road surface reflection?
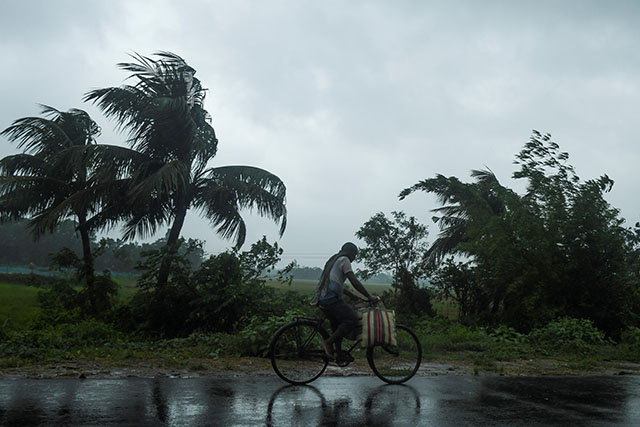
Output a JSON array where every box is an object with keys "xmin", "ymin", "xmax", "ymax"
[
  {"xmin": 0, "ymin": 375, "xmax": 639, "ymax": 425},
  {"xmin": 266, "ymin": 383, "xmax": 421, "ymax": 426}
]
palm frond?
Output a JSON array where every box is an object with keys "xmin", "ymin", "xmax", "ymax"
[
  {"xmin": 202, "ymin": 165, "xmax": 287, "ymax": 235},
  {"xmin": 128, "ymin": 160, "xmax": 190, "ymax": 200},
  {"xmin": 121, "ymin": 201, "xmax": 173, "ymax": 241},
  {"xmin": 192, "ymin": 181, "xmax": 247, "ymax": 248},
  {"xmin": 426, "ymin": 232, "xmax": 468, "ymax": 263},
  {"xmin": 0, "ymin": 154, "xmax": 48, "ymax": 176},
  {"xmin": 1, "ymin": 116, "xmax": 70, "ymax": 155},
  {"xmin": 470, "ymin": 168, "xmax": 499, "ymax": 185},
  {"xmin": 57, "ymin": 144, "xmax": 150, "ymax": 182}
]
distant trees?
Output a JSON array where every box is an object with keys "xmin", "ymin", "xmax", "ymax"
[
  {"xmin": 356, "ymin": 211, "xmax": 434, "ymax": 317},
  {"xmin": 0, "ymin": 219, "xmax": 83, "ymax": 267},
  {"xmin": 0, "ymin": 219, "xmax": 204, "ymax": 275},
  {"xmin": 401, "ymin": 131, "xmax": 638, "ymax": 336}
]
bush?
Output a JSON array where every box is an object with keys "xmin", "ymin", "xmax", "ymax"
[
  {"xmin": 34, "ymin": 272, "xmax": 119, "ymax": 327},
  {"xmin": 55, "ymin": 319, "xmax": 122, "ymax": 347},
  {"xmin": 35, "ymin": 280, "xmax": 84, "ymax": 326},
  {"xmin": 529, "ymin": 317, "xmax": 606, "ymax": 351},
  {"xmin": 489, "ymin": 325, "xmax": 527, "ymax": 344},
  {"xmin": 129, "ymin": 240, "xmax": 199, "ymax": 337},
  {"xmin": 189, "ymin": 252, "xmax": 246, "ymax": 333},
  {"xmin": 414, "ymin": 317, "xmax": 490, "ymax": 352},
  {"xmin": 620, "ymin": 326, "xmax": 640, "ymax": 347},
  {"xmin": 84, "ymin": 272, "xmax": 119, "ymax": 314},
  {"xmin": 237, "ymin": 311, "xmax": 304, "ymax": 357},
  {"xmin": 0, "ymin": 319, "xmax": 122, "ymax": 360}
]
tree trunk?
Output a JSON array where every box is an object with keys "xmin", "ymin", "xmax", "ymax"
[
  {"xmin": 77, "ymin": 215, "xmax": 96, "ymax": 314},
  {"xmin": 156, "ymin": 201, "xmax": 188, "ymax": 289}
]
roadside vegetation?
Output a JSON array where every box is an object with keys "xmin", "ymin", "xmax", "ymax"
[
  {"xmin": 1, "ymin": 264, "xmax": 639, "ymax": 376},
  {"xmin": 1, "ymin": 51, "xmax": 639, "ymax": 376}
]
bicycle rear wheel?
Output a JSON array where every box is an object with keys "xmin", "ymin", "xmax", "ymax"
[
  {"xmin": 269, "ymin": 320, "xmax": 330, "ymax": 385},
  {"xmin": 366, "ymin": 324, "xmax": 422, "ymax": 384}
]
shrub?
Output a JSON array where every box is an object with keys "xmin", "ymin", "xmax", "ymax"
[
  {"xmin": 414, "ymin": 317, "xmax": 490, "ymax": 352},
  {"xmin": 190, "ymin": 252, "xmax": 247, "ymax": 333},
  {"xmin": 0, "ymin": 319, "xmax": 122, "ymax": 361},
  {"xmin": 35, "ymin": 280, "xmax": 84, "ymax": 326},
  {"xmin": 131, "ymin": 240, "xmax": 198, "ymax": 337},
  {"xmin": 237, "ymin": 310, "xmax": 304, "ymax": 357},
  {"xmin": 55, "ymin": 319, "xmax": 122, "ymax": 347},
  {"xmin": 84, "ymin": 272, "xmax": 119, "ymax": 315},
  {"xmin": 620, "ymin": 326, "xmax": 640, "ymax": 347},
  {"xmin": 489, "ymin": 325, "xmax": 527, "ymax": 344},
  {"xmin": 34, "ymin": 272, "xmax": 119, "ymax": 326},
  {"xmin": 529, "ymin": 317, "xmax": 605, "ymax": 351}
]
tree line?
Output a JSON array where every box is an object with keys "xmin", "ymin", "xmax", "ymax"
[
  {"xmin": 0, "ymin": 219, "xmax": 203, "ymax": 273},
  {"xmin": 355, "ymin": 131, "xmax": 640, "ymax": 338}
]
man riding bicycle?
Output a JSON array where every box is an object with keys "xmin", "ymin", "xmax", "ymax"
[{"xmin": 312, "ymin": 242, "xmax": 379, "ymax": 360}]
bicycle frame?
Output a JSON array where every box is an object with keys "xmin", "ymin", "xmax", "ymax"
[{"xmin": 290, "ymin": 313, "xmax": 362, "ymax": 363}]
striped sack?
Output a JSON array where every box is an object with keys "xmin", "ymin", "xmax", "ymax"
[{"xmin": 361, "ymin": 308, "xmax": 397, "ymax": 348}]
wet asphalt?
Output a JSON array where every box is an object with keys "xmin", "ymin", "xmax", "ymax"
[{"xmin": 0, "ymin": 375, "xmax": 639, "ymax": 426}]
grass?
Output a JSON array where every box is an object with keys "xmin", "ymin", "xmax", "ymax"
[
  {"xmin": 0, "ymin": 276, "xmax": 138, "ymax": 332},
  {"xmin": 0, "ymin": 282, "xmax": 41, "ymax": 331},
  {"xmin": 111, "ymin": 274, "xmax": 140, "ymax": 301}
]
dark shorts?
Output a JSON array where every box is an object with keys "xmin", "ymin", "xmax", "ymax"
[{"xmin": 319, "ymin": 298, "xmax": 359, "ymax": 337}]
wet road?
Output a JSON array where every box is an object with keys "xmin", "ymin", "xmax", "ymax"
[{"xmin": 1, "ymin": 375, "xmax": 639, "ymax": 426}]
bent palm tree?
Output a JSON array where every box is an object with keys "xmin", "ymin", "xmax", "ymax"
[
  {"xmin": 399, "ymin": 169, "xmax": 508, "ymax": 263},
  {"xmin": 84, "ymin": 52, "xmax": 287, "ymax": 288},
  {"xmin": 0, "ymin": 106, "xmax": 110, "ymax": 313}
]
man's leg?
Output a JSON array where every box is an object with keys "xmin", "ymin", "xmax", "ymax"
[
  {"xmin": 322, "ymin": 312, "xmax": 340, "ymax": 358},
  {"xmin": 323, "ymin": 300, "xmax": 358, "ymax": 357}
]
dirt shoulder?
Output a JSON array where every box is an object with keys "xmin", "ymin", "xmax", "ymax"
[{"xmin": 1, "ymin": 357, "xmax": 639, "ymax": 379}]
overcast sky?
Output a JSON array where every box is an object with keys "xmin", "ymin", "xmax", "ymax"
[{"xmin": 2, "ymin": 0, "xmax": 639, "ymax": 268}]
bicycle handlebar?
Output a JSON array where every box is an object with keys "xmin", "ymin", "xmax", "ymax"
[{"xmin": 350, "ymin": 295, "xmax": 382, "ymax": 309}]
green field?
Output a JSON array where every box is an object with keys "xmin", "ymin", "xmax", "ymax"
[
  {"xmin": 0, "ymin": 277, "xmax": 139, "ymax": 331},
  {"xmin": 0, "ymin": 283, "xmax": 41, "ymax": 331},
  {"xmin": 111, "ymin": 274, "xmax": 140, "ymax": 300},
  {"xmin": 265, "ymin": 278, "xmax": 392, "ymax": 296}
]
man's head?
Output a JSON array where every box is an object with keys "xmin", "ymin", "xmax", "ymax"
[{"xmin": 340, "ymin": 242, "xmax": 358, "ymax": 261}]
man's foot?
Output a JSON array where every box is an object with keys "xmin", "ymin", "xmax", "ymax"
[
  {"xmin": 335, "ymin": 350, "xmax": 354, "ymax": 366},
  {"xmin": 322, "ymin": 339, "xmax": 335, "ymax": 359}
]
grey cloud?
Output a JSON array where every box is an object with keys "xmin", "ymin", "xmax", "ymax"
[{"xmin": 1, "ymin": 0, "xmax": 639, "ymax": 265}]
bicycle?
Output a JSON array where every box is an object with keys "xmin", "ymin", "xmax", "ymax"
[{"xmin": 268, "ymin": 299, "xmax": 422, "ymax": 385}]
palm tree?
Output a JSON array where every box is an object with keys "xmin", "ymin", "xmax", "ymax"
[
  {"xmin": 84, "ymin": 52, "xmax": 287, "ymax": 289},
  {"xmin": 400, "ymin": 169, "xmax": 508, "ymax": 263},
  {"xmin": 0, "ymin": 106, "xmax": 111, "ymax": 313}
]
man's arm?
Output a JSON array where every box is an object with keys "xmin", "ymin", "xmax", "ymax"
[
  {"xmin": 343, "ymin": 287, "xmax": 360, "ymax": 300},
  {"xmin": 346, "ymin": 271, "xmax": 378, "ymax": 303}
]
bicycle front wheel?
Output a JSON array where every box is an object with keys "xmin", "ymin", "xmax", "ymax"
[
  {"xmin": 366, "ymin": 324, "xmax": 422, "ymax": 384},
  {"xmin": 269, "ymin": 320, "xmax": 330, "ymax": 385}
]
